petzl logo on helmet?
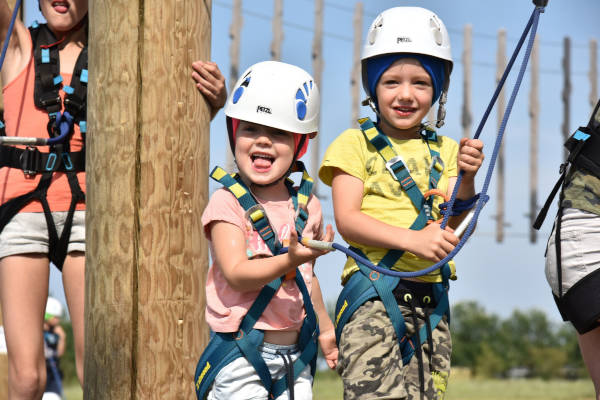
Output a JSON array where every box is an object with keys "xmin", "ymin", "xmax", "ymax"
[
  {"xmin": 295, "ymin": 81, "xmax": 314, "ymax": 121},
  {"xmin": 256, "ymin": 105, "xmax": 272, "ymax": 114},
  {"xmin": 397, "ymin": 37, "xmax": 412, "ymax": 43},
  {"xmin": 232, "ymin": 72, "xmax": 251, "ymax": 104}
]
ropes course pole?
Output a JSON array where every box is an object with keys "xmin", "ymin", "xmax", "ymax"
[{"xmin": 85, "ymin": 0, "xmax": 211, "ymax": 397}]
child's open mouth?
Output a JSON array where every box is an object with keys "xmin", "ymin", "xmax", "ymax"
[
  {"xmin": 52, "ymin": 1, "xmax": 70, "ymax": 13},
  {"xmin": 251, "ymin": 153, "xmax": 274, "ymax": 171},
  {"xmin": 394, "ymin": 106, "xmax": 416, "ymax": 117}
]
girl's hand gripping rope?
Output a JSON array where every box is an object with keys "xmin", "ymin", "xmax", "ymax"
[{"xmin": 286, "ymin": 224, "xmax": 335, "ymax": 267}]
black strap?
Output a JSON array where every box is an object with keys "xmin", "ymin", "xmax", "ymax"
[
  {"xmin": 555, "ymin": 206, "xmax": 564, "ymax": 298},
  {"xmin": 533, "ymin": 169, "xmax": 566, "ymax": 230},
  {"xmin": 0, "ymin": 145, "xmax": 85, "ymax": 173}
]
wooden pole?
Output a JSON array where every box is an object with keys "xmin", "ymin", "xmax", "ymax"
[
  {"xmin": 495, "ymin": 29, "xmax": 506, "ymax": 243},
  {"xmin": 226, "ymin": 0, "xmax": 242, "ymax": 172},
  {"xmin": 310, "ymin": 0, "xmax": 323, "ymax": 196},
  {"xmin": 350, "ymin": 2, "xmax": 362, "ymax": 127},
  {"xmin": 270, "ymin": 0, "xmax": 283, "ymax": 61},
  {"xmin": 590, "ymin": 39, "xmax": 598, "ymax": 110},
  {"xmin": 562, "ymin": 37, "xmax": 571, "ymax": 161},
  {"xmin": 529, "ymin": 38, "xmax": 539, "ymax": 243},
  {"xmin": 461, "ymin": 24, "xmax": 472, "ymax": 138},
  {"xmin": 0, "ymin": 3, "xmax": 23, "ymax": 395},
  {"xmin": 85, "ymin": 0, "xmax": 210, "ymax": 398}
]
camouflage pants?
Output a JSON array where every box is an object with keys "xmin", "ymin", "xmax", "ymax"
[{"xmin": 336, "ymin": 299, "xmax": 451, "ymax": 400}]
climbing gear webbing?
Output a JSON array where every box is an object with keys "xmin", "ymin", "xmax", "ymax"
[
  {"xmin": 194, "ymin": 163, "xmax": 318, "ymax": 400},
  {"xmin": 533, "ymin": 98, "xmax": 600, "ymax": 334},
  {"xmin": 0, "ymin": 22, "xmax": 87, "ymax": 270}
]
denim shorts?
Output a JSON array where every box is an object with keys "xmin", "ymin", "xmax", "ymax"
[
  {"xmin": 206, "ymin": 341, "xmax": 313, "ymax": 400},
  {"xmin": 545, "ymin": 208, "xmax": 600, "ymax": 295},
  {"xmin": 0, "ymin": 211, "xmax": 85, "ymax": 259}
]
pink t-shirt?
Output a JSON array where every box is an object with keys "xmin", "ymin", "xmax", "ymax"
[{"xmin": 201, "ymin": 187, "xmax": 323, "ymax": 333}]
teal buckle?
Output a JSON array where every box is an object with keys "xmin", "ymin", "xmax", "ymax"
[{"xmin": 428, "ymin": 155, "xmax": 445, "ymax": 174}]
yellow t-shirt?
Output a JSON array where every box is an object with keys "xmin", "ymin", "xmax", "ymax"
[{"xmin": 319, "ymin": 127, "xmax": 459, "ymax": 283}]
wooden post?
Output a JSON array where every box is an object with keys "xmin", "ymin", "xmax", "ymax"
[
  {"xmin": 226, "ymin": 0, "xmax": 243, "ymax": 172},
  {"xmin": 562, "ymin": 37, "xmax": 571, "ymax": 161},
  {"xmin": 461, "ymin": 24, "xmax": 472, "ymax": 138},
  {"xmin": 529, "ymin": 38, "xmax": 539, "ymax": 243},
  {"xmin": 350, "ymin": 2, "xmax": 362, "ymax": 127},
  {"xmin": 85, "ymin": 0, "xmax": 210, "ymax": 398},
  {"xmin": 311, "ymin": 0, "xmax": 323, "ymax": 195},
  {"xmin": 590, "ymin": 39, "xmax": 598, "ymax": 110},
  {"xmin": 270, "ymin": 0, "xmax": 283, "ymax": 61},
  {"xmin": 495, "ymin": 29, "xmax": 506, "ymax": 243}
]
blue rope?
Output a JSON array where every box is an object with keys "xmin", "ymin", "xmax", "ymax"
[
  {"xmin": 0, "ymin": 0, "xmax": 22, "ymax": 71},
  {"xmin": 280, "ymin": 5, "xmax": 545, "ymax": 278},
  {"xmin": 48, "ymin": 111, "xmax": 74, "ymax": 145}
]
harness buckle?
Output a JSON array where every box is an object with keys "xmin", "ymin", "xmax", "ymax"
[
  {"xmin": 19, "ymin": 147, "xmax": 41, "ymax": 177},
  {"xmin": 428, "ymin": 155, "xmax": 445, "ymax": 175},
  {"xmin": 38, "ymin": 93, "xmax": 62, "ymax": 112},
  {"xmin": 64, "ymin": 94, "xmax": 85, "ymax": 114},
  {"xmin": 385, "ymin": 155, "xmax": 410, "ymax": 180},
  {"xmin": 244, "ymin": 204, "xmax": 267, "ymax": 224}
]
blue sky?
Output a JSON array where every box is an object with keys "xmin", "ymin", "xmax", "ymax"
[{"xmin": 24, "ymin": 0, "xmax": 600, "ymax": 322}]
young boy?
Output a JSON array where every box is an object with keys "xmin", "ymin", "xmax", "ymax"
[{"xmin": 319, "ymin": 7, "xmax": 484, "ymax": 400}]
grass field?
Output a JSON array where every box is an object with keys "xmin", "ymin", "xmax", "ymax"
[
  {"xmin": 312, "ymin": 368, "xmax": 596, "ymax": 400},
  {"xmin": 63, "ymin": 368, "xmax": 596, "ymax": 399}
]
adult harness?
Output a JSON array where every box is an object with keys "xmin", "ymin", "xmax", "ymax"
[
  {"xmin": 534, "ymin": 98, "xmax": 600, "ymax": 334},
  {"xmin": 194, "ymin": 162, "xmax": 319, "ymax": 400},
  {"xmin": 0, "ymin": 22, "xmax": 87, "ymax": 270},
  {"xmin": 334, "ymin": 117, "xmax": 452, "ymax": 392}
]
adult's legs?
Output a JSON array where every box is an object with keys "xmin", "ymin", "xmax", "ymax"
[
  {"xmin": 62, "ymin": 251, "xmax": 85, "ymax": 385},
  {"xmin": 577, "ymin": 325, "xmax": 600, "ymax": 400},
  {"xmin": 0, "ymin": 254, "xmax": 50, "ymax": 400}
]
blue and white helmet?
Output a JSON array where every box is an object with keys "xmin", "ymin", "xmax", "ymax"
[
  {"xmin": 225, "ymin": 61, "xmax": 320, "ymax": 147},
  {"xmin": 361, "ymin": 7, "xmax": 453, "ymax": 127}
]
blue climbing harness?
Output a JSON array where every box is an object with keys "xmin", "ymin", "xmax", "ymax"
[
  {"xmin": 194, "ymin": 162, "xmax": 319, "ymax": 400},
  {"xmin": 334, "ymin": 117, "xmax": 452, "ymax": 366}
]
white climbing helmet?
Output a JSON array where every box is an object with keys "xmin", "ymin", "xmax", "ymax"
[
  {"xmin": 224, "ymin": 60, "xmax": 320, "ymax": 150},
  {"xmin": 361, "ymin": 7, "xmax": 453, "ymax": 127},
  {"xmin": 45, "ymin": 297, "xmax": 63, "ymax": 319}
]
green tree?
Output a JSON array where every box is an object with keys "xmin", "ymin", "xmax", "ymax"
[{"xmin": 450, "ymin": 301, "xmax": 501, "ymax": 375}]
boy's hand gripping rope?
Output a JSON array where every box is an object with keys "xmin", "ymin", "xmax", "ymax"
[{"xmin": 290, "ymin": 1, "xmax": 547, "ymax": 278}]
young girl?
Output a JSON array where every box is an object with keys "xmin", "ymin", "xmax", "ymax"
[
  {"xmin": 319, "ymin": 7, "xmax": 484, "ymax": 400},
  {"xmin": 197, "ymin": 60, "xmax": 337, "ymax": 400},
  {"xmin": 0, "ymin": 2, "xmax": 226, "ymax": 397}
]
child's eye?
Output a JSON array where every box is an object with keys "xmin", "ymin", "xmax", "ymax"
[{"xmin": 415, "ymin": 80, "xmax": 430, "ymax": 86}]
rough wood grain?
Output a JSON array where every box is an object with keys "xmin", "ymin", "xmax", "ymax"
[{"xmin": 86, "ymin": 0, "xmax": 210, "ymax": 397}]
